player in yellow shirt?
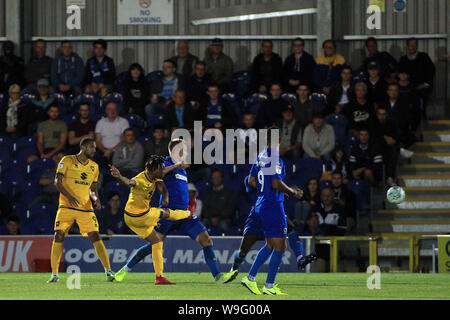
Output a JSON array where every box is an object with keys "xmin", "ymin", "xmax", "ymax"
[
  {"xmin": 109, "ymin": 155, "xmax": 192, "ymax": 253},
  {"xmin": 47, "ymin": 138, "xmax": 114, "ymax": 283}
]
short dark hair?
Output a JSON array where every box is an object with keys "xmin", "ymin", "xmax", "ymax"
[
  {"xmin": 80, "ymin": 137, "xmax": 95, "ymax": 148},
  {"xmin": 48, "ymin": 104, "xmax": 59, "ymax": 112},
  {"xmin": 61, "ymin": 40, "xmax": 70, "ymax": 46},
  {"xmin": 123, "ymin": 128, "xmax": 135, "ymax": 135},
  {"xmin": 164, "ymin": 59, "xmax": 177, "ymax": 69},
  {"xmin": 195, "ymin": 60, "xmax": 206, "ymax": 68},
  {"xmin": 108, "ymin": 192, "xmax": 121, "ymax": 201},
  {"xmin": 297, "ymin": 81, "xmax": 310, "ymax": 91},
  {"xmin": 207, "ymin": 83, "xmax": 220, "ymax": 90},
  {"xmin": 145, "ymin": 155, "xmax": 165, "ymax": 173},
  {"xmin": 342, "ymin": 65, "xmax": 353, "ymax": 73},
  {"xmin": 322, "ymin": 39, "xmax": 336, "ymax": 49},
  {"xmin": 270, "ymin": 82, "xmax": 282, "ymax": 90},
  {"xmin": 365, "ymin": 37, "xmax": 377, "ymax": 46},
  {"xmin": 262, "ymin": 39, "xmax": 273, "ymax": 46},
  {"xmin": 211, "ymin": 169, "xmax": 224, "ymax": 178},
  {"xmin": 293, "ymin": 37, "xmax": 305, "ymax": 45},
  {"xmin": 388, "ymin": 82, "xmax": 400, "ymax": 90},
  {"xmin": 78, "ymin": 103, "xmax": 90, "ymax": 110},
  {"xmin": 359, "ymin": 128, "xmax": 370, "ymax": 135},
  {"xmin": 153, "ymin": 125, "xmax": 165, "ymax": 132},
  {"xmin": 93, "ymin": 39, "xmax": 107, "ymax": 49},
  {"xmin": 35, "ymin": 38, "xmax": 46, "ymax": 45},
  {"xmin": 312, "ymin": 111, "xmax": 325, "ymax": 119},
  {"xmin": 332, "ymin": 170, "xmax": 343, "ymax": 177},
  {"xmin": 8, "ymin": 215, "xmax": 20, "ymax": 223},
  {"xmin": 407, "ymin": 37, "xmax": 418, "ymax": 45}
]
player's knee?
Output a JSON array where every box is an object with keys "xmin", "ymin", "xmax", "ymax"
[
  {"xmin": 198, "ymin": 232, "xmax": 213, "ymax": 247},
  {"xmin": 54, "ymin": 231, "xmax": 65, "ymax": 242},
  {"xmin": 88, "ymin": 232, "xmax": 101, "ymax": 243}
]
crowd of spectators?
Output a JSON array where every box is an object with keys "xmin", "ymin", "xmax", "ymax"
[{"xmin": 0, "ymin": 36, "xmax": 436, "ymax": 236}]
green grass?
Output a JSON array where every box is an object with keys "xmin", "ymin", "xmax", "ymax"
[{"xmin": 0, "ymin": 273, "xmax": 449, "ymax": 300}]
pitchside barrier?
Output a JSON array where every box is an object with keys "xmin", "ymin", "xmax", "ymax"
[{"xmin": 0, "ymin": 235, "xmax": 448, "ymax": 273}]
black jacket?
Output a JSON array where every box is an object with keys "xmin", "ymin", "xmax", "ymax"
[
  {"xmin": 256, "ymin": 97, "xmax": 288, "ymax": 129},
  {"xmin": 333, "ymin": 186, "xmax": 357, "ymax": 220},
  {"xmin": 250, "ymin": 53, "xmax": 283, "ymax": 92},
  {"xmin": 84, "ymin": 55, "xmax": 116, "ymax": 85},
  {"xmin": 185, "ymin": 74, "xmax": 212, "ymax": 103},
  {"xmin": 283, "ymin": 52, "xmax": 316, "ymax": 92},
  {"xmin": 121, "ymin": 74, "xmax": 150, "ymax": 118},
  {"xmin": 327, "ymin": 81, "xmax": 355, "ymax": 111},
  {"xmin": 399, "ymin": 52, "xmax": 436, "ymax": 87},
  {"xmin": 164, "ymin": 102, "xmax": 202, "ymax": 130},
  {"xmin": 363, "ymin": 51, "xmax": 398, "ymax": 79},
  {"xmin": 364, "ymin": 78, "xmax": 389, "ymax": 103},
  {"xmin": 170, "ymin": 53, "xmax": 198, "ymax": 77},
  {"xmin": 0, "ymin": 54, "xmax": 24, "ymax": 92}
]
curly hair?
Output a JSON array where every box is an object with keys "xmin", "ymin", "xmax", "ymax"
[{"xmin": 145, "ymin": 155, "xmax": 165, "ymax": 173}]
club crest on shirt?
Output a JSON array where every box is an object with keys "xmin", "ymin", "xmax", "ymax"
[
  {"xmin": 58, "ymin": 162, "xmax": 64, "ymax": 169},
  {"xmin": 276, "ymin": 163, "xmax": 282, "ymax": 174}
]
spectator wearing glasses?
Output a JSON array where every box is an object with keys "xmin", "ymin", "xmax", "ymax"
[
  {"xmin": 284, "ymin": 38, "xmax": 316, "ymax": 92},
  {"xmin": 250, "ymin": 40, "xmax": 283, "ymax": 93}
]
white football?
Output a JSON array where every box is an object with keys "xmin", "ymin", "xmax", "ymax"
[{"xmin": 386, "ymin": 186, "xmax": 406, "ymax": 204}]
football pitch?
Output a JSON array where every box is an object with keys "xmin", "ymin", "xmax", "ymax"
[{"xmin": 1, "ymin": 273, "xmax": 449, "ymax": 300}]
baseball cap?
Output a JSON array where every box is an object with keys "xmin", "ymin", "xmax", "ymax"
[
  {"xmin": 367, "ymin": 61, "xmax": 379, "ymax": 70},
  {"xmin": 212, "ymin": 38, "xmax": 223, "ymax": 46},
  {"xmin": 282, "ymin": 104, "xmax": 294, "ymax": 113},
  {"xmin": 37, "ymin": 78, "xmax": 49, "ymax": 87}
]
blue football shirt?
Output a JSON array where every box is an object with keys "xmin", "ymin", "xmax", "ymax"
[{"xmin": 159, "ymin": 156, "xmax": 189, "ymax": 210}]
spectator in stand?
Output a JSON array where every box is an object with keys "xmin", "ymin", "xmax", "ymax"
[
  {"xmin": 331, "ymin": 171, "xmax": 357, "ymax": 233},
  {"xmin": 146, "ymin": 59, "xmax": 185, "ymax": 118},
  {"xmin": 327, "ymin": 66, "xmax": 355, "ymax": 112},
  {"xmin": 379, "ymin": 83, "xmax": 416, "ymax": 159},
  {"xmin": 202, "ymin": 169, "xmax": 236, "ymax": 232},
  {"xmin": 164, "ymin": 90, "xmax": 201, "ymax": 131},
  {"xmin": 201, "ymin": 83, "xmax": 237, "ymax": 130},
  {"xmin": 311, "ymin": 187, "xmax": 346, "ymax": 235},
  {"xmin": 250, "ymin": 40, "xmax": 283, "ymax": 93},
  {"xmin": 121, "ymin": 63, "xmax": 149, "ymax": 119},
  {"xmin": 276, "ymin": 104, "xmax": 302, "ymax": 161},
  {"xmin": 397, "ymin": 67, "xmax": 421, "ymax": 131},
  {"xmin": 185, "ymin": 61, "xmax": 212, "ymax": 105},
  {"xmin": 302, "ymin": 112, "xmax": 335, "ymax": 162},
  {"xmin": 144, "ymin": 125, "xmax": 170, "ymax": 160},
  {"xmin": 314, "ymin": 40, "xmax": 346, "ymax": 95},
  {"xmin": 112, "ymin": 128, "xmax": 144, "ymax": 178},
  {"xmin": 95, "ymin": 102, "xmax": 130, "ymax": 162},
  {"xmin": 204, "ymin": 38, "xmax": 234, "ymax": 93},
  {"xmin": 371, "ymin": 106, "xmax": 400, "ymax": 187},
  {"xmin": 170, "ymin": 40, "xmax": 198, "ymax": 78},
  {"xmin": 0, "ymin": 84, "xmax": 29, "ymax": 140},
  {"xmin": 256, "ymin": 82, "xmax": 287, "ymax": 128},
  {"xmin": 85, "ymin": 39, "xmax": 116, "ymax": 93},
  {"xmin": 363, "ymin": 37, "xmax": 398, "ymax": 80},
  {"xmin": 349, "ymin": 129, "xmax": 383, "ymax": 186},
  {"xmin": 284, "ymin": 37, "xmax": 316, "ymax": 92},
  {"xmin": 0, "ymin": 192, "xmax": 12, "ymax": 220},
  {"xmin": 0, "ymin": 41, "xmax": 24, "ymax": 93},
  {"xmin": 294, "ymin": 83, "xmax": 323, "ymax": 129},
  {"xmin": 24, "ymin": 39, "xmax": 52, "ymax": 93},
  {"xmin": 399, "ymin": 38, "xmax": 436, "ymax": 118},
  {"xmin": 29, "ymin": 152, "xmax": 64, "ymax": 209},
  {"xmin": 236, "ymin": 112, "xmax": 258, "ymax": 162},
  {"xmin": 186, "ymin": 136, "xmax": 211, "ymax": 183},
  {"xmin": 325, "ymin": 147, "xmax": 350, "ymax": 182},
  {"xmin": 51, "ymin": 41, "xmax": 84, "ymax": 95},
  {"xmin": 29, "ymin": 79, "xmax": 55, "ymax": 124},
  {"xmin": 67, "ymin": 103, "xmax": 96, "ymax": 154},
  {"xmin": 188, "ymin": 183, "xmax": 203, "ymax": 218},
  {"xmin": 5, "ymin": 216, "xmax": 21, "ymax": 236},
  {"xmin": 294, "ymin": 177, "xmax": 321, "ymax": 225},
  {"xmin": 37, "ymin": 105, "xmax": 67, "ymax": 159},
  {"xmin": 325, "ymin": 104, "xmax": 349, "ymax": 147},
  {"xmin": 99, "ymin": 192, "xmax": 129, "ymax": 235},
  {"xmin": 364, "ymin": 61, "xmax": 388, "ymax": 103},
  {"xmin": 345, "ymin": 82, "xmax": 375, "ymax": 135}
]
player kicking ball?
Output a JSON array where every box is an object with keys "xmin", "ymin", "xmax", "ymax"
[
  {"xmin": 114, "ymin": 139, "xmax": 223, "ymax": 284},
  {"xmin": 48, "ymin": 138, "xmax": 114, "ymax": 283},
  {"xmin": 109, "ymin": 155, "xmax": 192, "ymax": 279},
  {"xmin": 240, "ymin": 127, "xmax": 303, "ymax": 295}
]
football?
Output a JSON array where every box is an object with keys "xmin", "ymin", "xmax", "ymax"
[{"xmin": 386, "ymin": 186, "xmax": 406, "ymax": 204}]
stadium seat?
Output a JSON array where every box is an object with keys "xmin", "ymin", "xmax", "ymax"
[
  {"xmin": 346, "ymin": 179, "xmax": 370, "ymax": 213},
  {"xmin": 102, "ymin": 93, "xmax": 124, "ymax": 114},
  {"xmin": 310, "ymin": 93, "xmax": 328, "ymax": 110},
  {"xmin": 0, "ymin": 135, "xmax": 14, "ymax": 155},
  {"xmin": 246, "ymin": 93, "xmax": 268, "ymax": 114},
  {"xmin": 1, "ymin": 170, "xmax": 26, "ymax": 199},
  {"xmin": 27, "ymin": 158, "xmax": 54, "ymax": 182},
  {"xmin": 14, "ymin": 136, "xmax": 37, "ymax": 152},
  {"xmin": 29, "ymin": 203, "xmax": 58, "ymax": 220},
  {"xmin": 22, "ymin": 179, "xmax": 42, "ymax": 197},
  {"xmin": 103, "ymin": 181, "xmax": 130, "ymax": 207},
  {"xmin": 282, "ymin": 158, "xmax": 294, "ymax": 179},
  {"xmin": 222, "ymin": 93, "xmax": 243, "ymax": 122},
  {"xmin": 63, "ymin": 113, "xmax": 78, "ymax": 126},
  {"xmin": 124, "ymin": 114, "xmax": 146, "ymax": 132},
  {"xmin": 0, "ymin": 152, "xmax": 13, "ymax": 173},
  {"xmin": 320, "ymin": 180, "xmax": 333, "ymax": 189},
  {"xmin": 281, "ymin": 93, "xmax": 297, "ymax": 106},
  {"xmin": 12, "ymin": 202, "xmax": 28, "ymax": 220},
  {"xmin": 137, "ymin": 136, "xmax": 150, "ymax": 146},
  {"xmin": 207, "ymin": 226, "xmax": 222, "ymax": 236},
  {"xmin": 146, "ymin": 114, "xmax": 164, "ymax": 128},
  {"xmin": 294, "ymin": 158, "xmax": 323, "ymax": 189},
  {"xmin": 224, "ymin": 225, "xmax": 242, "ymax": 236},
  {"xmin": 146, "ymin": 71, "xmax": 162, "ymax": 84}
]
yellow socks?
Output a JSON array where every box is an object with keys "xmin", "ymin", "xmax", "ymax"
[
  {"xmin": 50, "ymin": 241, "xmax": 64, "ymax": 274},
  {"xmin": 152, "ymin": 242, "xmax": 164, "ymax": 276},
  {"xmin": 93, "ymin": 240, "xmax": 111, "ymax": 271},
  {"xmin": 167, "ymin": 209, "xmax": 190, "ymax": 221}
]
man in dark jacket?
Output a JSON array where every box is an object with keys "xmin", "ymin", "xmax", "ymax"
[
  {"xmin": 144, "ymin": 125, "xmax": 170, "ymax": 159},
  {"xmin": 399, "ymin": 38, "xmax": 436, "ymax": 118},
  {"xmin": 256, "ymin": 82, "xmax": 287, "ymax": 128},
  {"xmin": 85, "ymin": 39, "xmax": 116, "ymax": 92},
  {"xmin": 164, "ymin": 90, "xmax": 201, "ymax": 131},
  {"xmin": 170, "ymin": 40, "xmax": 198, "ymax": 78},
  {"xmin": 364, "ymin": 61, "xmax": 388, "ymax": 103},
  {"xmin": 204, "ymin": 38, "xmax": 234, "ymax": 93},
  {"xmin": 0, "ymin": 41, "xmax": 24, "ymax": 92},
  {"xmin": 331, "ymin": 171, "xmax": 357, "ymax": 233},
  {"xmin": 185, "ymin": 61, "xmax": 212, "ymax": 105},
  {"xmin": 327, "ymin": 66, "xmax": 355, "ymax": 113},
  {"xmin": 200, "ymin": 83, "xmax": 237, "ymax": 130},
  {"xmin": 276, "ymin": 104, "xmax": 302, "ymax": 161},
  {"xmin": 51, "ymin": 40, "xmax": 84, "ymax": 95},
  {"xmin": 284, "ymin": 37, "xmax": 316, "ymax": 92},
  {"xmin": 24, "ymin": 39, "xmax": 53, "ymax": 93},
  {"xmin": 362, "ymin": 37, "xmax": 398, "ymax": 80},
  {"xmin": 311, "ymin": 187, "xmax": 347, "ymax": 235},
  {"xmin": 121, "ymin": 63, "xmax": 149, "ymax": 118},
  {"xmin": 250, "ymin": 40, "xmax": 283, "ymax": 93}
]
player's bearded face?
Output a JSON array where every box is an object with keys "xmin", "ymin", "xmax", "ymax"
[{"xmin": 85, "ymin": 143, "xmax": 96, "ymax": 158}]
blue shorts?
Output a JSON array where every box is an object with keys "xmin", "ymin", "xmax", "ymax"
[
  {"xmin": 255, "ymin": 201, "xmax": 287, "ymax": 239},
  {"xmin": 243, "ymin": 207, "xmax": 265, "ymax": 240},
  {"xmin": 154, "ymin": 215, "xmax": 207, "ymax": 241}
]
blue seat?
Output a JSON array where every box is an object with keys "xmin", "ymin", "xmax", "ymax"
[
  {"xmin": 282, "ymin": 158, "xmax": 294, "ymax": 178},
  {"xmin": 0, "ymin": 152, "xmax": 13, "ymax": 173},
  {"xmin": 0, "ymin": 136, "xmax": 14, "ymax": 155},
  {"xmin": 146, "ymin": 114, "xmax": 164, "ymax": 128},
  {"xmin": 345, "ymin": 134, "xmax": 359, "ymax": 157},
  {"xmin": 207, "ymin": 226, "xmax": 222, "ymax": 236},
  {"xmin": 28, "ymin": 158, "xmax": 54, "ymax": 175},
  {"xmin": 1, "ymin": 170, "xmax": 26, "ymax": 199},
  {"xmin": 146, "ymin": 71, "xmax": 162, "ymax": 83},
  {"xmin": 12, "ymin": 202, "xmax": 28, "ymax": 220},
  {"xmin": 64, "ymin": 113, "xmax": 79, "ymax": 126},
  {"xmin": 310, "ymin": 93, "xmax": 328, "ymax": 110},
  {"xmin": 246, "ymin": 93, "xmax": 269, "ymax": 114},
  {"xmin": 231, "ymin": 71, "xmax": 252, "ymax": 99},
  {"xmin": 137, "ymin": 136, "xmax": 151, "ymax": 146},
  {"xmin": 22, "ymin": 179, "xmax": 43, "ymax": 196},
  {"xmin": 124, "ymin": 114, "xmax": 146, "ymax": 131},
  {"xmin": 294, "ymin": 158, "xmax": 323, "ymax": 189},
  {"xmin": 281, "ymin": 93, "xmax": 297, "ymax": 106},
  {"xmin": 320, "ymin": 180, "xmax": 333, "ymax": 189},
  {"xmin": 224, "ymin": 225, "xmax": 242, "ymax": 236},
  {"xmin": 103, "ymin": 93, "xmax": 124, "ymax": 114},
  {"xmin": 346, "ymin": 179, "xmax": 370, "ymax": 213},
  {"xmin": 222, "ymin": 93, "xmax": 243, "ymax": 122},
  {"xmin": 103, "ymin": 181, "xmax": 130, "ymax": 206},
  {"xmin": 29, "ymin": 203, "xmax": 58, "ymax": 220},
  {"xmin": 16, "ymin": 192, "xmax": 39, "ymax": 205},
  {"xmin": 14, "ymin": 136, "xmax": 37, "ymax": 152}
]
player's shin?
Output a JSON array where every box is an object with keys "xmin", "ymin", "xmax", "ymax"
[
  {"xmin": 126, "ymin": 243, "xmax": 153, "ymax": 270},
  {"xmin": 248, "ymin": 246, "xmax": 273, "ymax": 281},
  {"xmin": 50, "ymin": 241, "xmax": 64, "ymax": 275},
  {"xmin": 288, "ymin": 232, "xmax": 303, "ymax": 260},
  {"xmin": 266, "ymin": 250, "xmax": 284, "ymax": 289},
  {"xmin": 203, "ymin": 245, "xmax": 221, "ymax": 280},
  {"xmin": 93, "ymin": 240, "xmax": 111, "ymax": 271},
  {"xmin": 152, "ymin": 242, "xmax": 164, "ymax": 276},
  {"xmin": 232, "ymin": 251, "xmax": 245, "ymax": 271}
]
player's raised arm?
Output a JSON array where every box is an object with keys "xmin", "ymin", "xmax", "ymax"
[
  {"xmin": 272, "ymin": 179, "xmax": 303, "ymax": 199},
  {"xmin": 54, "ymin": 173, "xmax": 79, "ymax": 207},
  {"xmin": 109, "ymin": 164, "xmax": 136, "ymax": 188},
  {"xmin": 156, "ymin": 180, "xmax": 169, "ymax": 207},
  {"xmin": 162, "ymin": 162, "xmax": 189, "ymax": 176}
]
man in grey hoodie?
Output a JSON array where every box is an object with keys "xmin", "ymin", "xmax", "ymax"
[
  {"xmin": 51, "ymin": 40, "xmax": 84, "ymax": 95},
  {"xmin": 302, "ymin": 112, "xmax": 335, "ymax": 162}
]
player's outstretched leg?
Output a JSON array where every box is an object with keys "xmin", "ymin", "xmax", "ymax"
[
  {"xmin": 115, "ymin": 243, "xmax": 153, "ymax": 282},
  {"xmin": 88, "ymin": 232, "xmax": 115, "ymax": 281},
  {"xmin": 288, "ymin": 232, "xmax": 318, "ymax": 270},
  {"xmin": 47, "ymin": 231, "xmax": 65, "ymax": 283},
  {"xmin": 241, "ymin": 245, "xmax": 273, "ymax": 295},
  {"xmin": 223, "ymin": 234, "xmax": 260, "ymax": 284},
  {"xmin": 195, "ymin": 231, "xmax": 222, "ymax": 281}
]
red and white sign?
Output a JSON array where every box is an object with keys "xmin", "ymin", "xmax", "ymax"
[{"xmin": 0, "ymin": 236, "xmax": 53, "ymax": 272}]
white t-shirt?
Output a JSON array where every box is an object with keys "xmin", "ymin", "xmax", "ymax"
[
  {"xmin": 95, "ymin": 116, "xmax": 130, "ymax": 150},
  {"xmin": 338, "ymin": 85, "xmax": 349, "ymax": 105}
]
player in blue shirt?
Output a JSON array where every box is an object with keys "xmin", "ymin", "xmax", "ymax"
[
  {"xmin": 114, "ymin": 139, "xmax": 222, "ymax": 284},
  {"xmin": 240, "ymin": 127, "xmax": 303, "ymax": 295}
]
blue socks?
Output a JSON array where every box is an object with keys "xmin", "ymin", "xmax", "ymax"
[
  {"xmin": 288, "ymin": 232, "xmax": 303, "ymax": 260},
  {"xmin": 126, "ymin": 243, "xmax": 153, "ymax": 270},
  {"xmin": 266, "ymin": 250, "xmax": 284, "ymax": 286},
  {"xmin": 232, "ymin": 251, "xmax": 245, "ymax": 271},
  {"xmin": 203, "ymin": 245, "xmax": 221, "ymax": 279},
  {"xmin": 248, "ymin": 246, "xmax": 273, "ymax": 279}
]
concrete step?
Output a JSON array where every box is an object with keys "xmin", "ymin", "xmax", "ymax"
[
  {"xmin": 379, "ymin": 208, "xmax": 450, "ymax": 214},
  {"xmin": 426, "ymin": 120, "xmax": 450, "ymax": 126},
  {"xmin": 371, "ymin": 219, "xmax": 450, "ymax": 233},
  {"xmin": 398, "ymin": 175, "xmax": 450, "ymax": 187},
  {"xmin": 385, "ymin": 198, "xmax": 450, "ymax": 209},
  {"xmin": 403, "ymin": 186, "xmax": 450, "ymax": 193},
  {"xmin": 400, "ymin": 163, "xmax": 450, "ymax": 174},
  {"xmin": 411, "ymin": 152, "xmax": 450, "ymax": 164},
  {"xmin": 422, "ymin": 130, "xmax": 450, "ymax": 142},
  {"xmin": 412, "ymin": 142, "xmax": 450, "ymax": 152}
]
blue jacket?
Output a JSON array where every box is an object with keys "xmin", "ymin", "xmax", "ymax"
[{"xmin": 51, "ymin": 53, "xmax": 84, "ymax": 89}]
